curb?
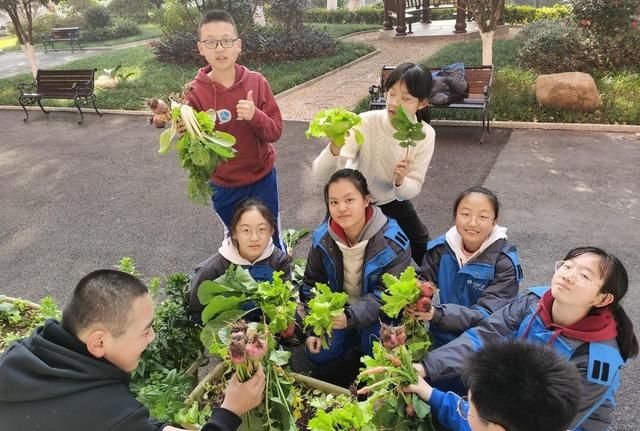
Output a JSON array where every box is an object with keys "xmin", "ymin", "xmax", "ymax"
[
  {"xmin": 431, "ymin": 119, "xmax": 640, "ymax": 134},
  {"xmin": 3, "ymin": 105, "xmax": 639, "ymax": 134},
  {"xmin": 275, "ymin": 49, "xmax": 381, "ymax": 99}
]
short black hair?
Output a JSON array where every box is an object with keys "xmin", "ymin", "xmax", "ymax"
[
  {"xmin": 462, "ymin": 340, "xmax": 581, "ymax": 431},
  {"xmin": 199, "ymin": 10, "xmax": 237, "ymax": 39},
  {"xmin": 62, "ymin": 270, "xmax": 149, "ymax": 337}
]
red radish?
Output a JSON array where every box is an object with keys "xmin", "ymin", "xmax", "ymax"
[
  {"xmin": 381, "ymin": 323, "xmax": 407, "ymax": 349},
  {"xmin": 415, "ymin": 296, "xmax": 432, "ymax": 313},
  {"xmin": 356, "ymin": 385, "xmax": 371, "ymax": 395},
  {"xmin": 420, "ymin": 281, "xmax": 437, "ymax": 298},
  {"xmin": 146, "ymin": 98, "xmax": 169, "ymax": 116},
  {"xmin": 229, "ymin": 340, "xmax": 246, "ymax": 365},
  {"xmin": 245, "ymin": 339, "xmax": 267, "ymax": 361},
  {"xmin": 406, "ymin": 403, "xmax": 415, "ymax": 417},
  {"xmin": 387, "ymin": 355, "xmax": 402, "ymax": 367},
  {"xmin": 280, "ymin": 323, "xmax": 295, "ymax": 338}
]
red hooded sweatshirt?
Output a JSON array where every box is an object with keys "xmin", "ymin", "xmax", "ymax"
[{"xmin": 186, "ymin": 64, "xmax": 283, "ymax": 187}]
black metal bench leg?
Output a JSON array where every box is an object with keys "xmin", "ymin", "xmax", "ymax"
[
  {"xmin": 91, "ymin": 95, "xmax": 102, "ymax": 117},
  {"xmin": 37, "ymin": 99, "xmax": 49, "ymax": 115},
  {"xmin": 18, "ymin": 98, "xmax": 29, "ymax": 122},
  {"xmin": 74, "ymin": 97, "xmax": 84, "ymax": 125}
]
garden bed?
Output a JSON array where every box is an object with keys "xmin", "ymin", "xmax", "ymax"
[{"xmin": 354, "ymin": 39, "xmax": 640, "ymax": 125}]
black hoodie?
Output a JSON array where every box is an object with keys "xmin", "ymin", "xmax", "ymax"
[{"xmin": 0, "ymin": 320, "xmax": 240, "ymax": 431}]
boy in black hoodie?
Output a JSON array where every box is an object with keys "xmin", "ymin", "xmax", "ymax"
[{"xmin": 0, "ymin": 269, "xmax": 264, "ymax": 431}]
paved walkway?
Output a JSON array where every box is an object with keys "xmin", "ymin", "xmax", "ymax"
[
  {"xmin": 276, "ymin": 31, "xmax": 451, "ymax": 121},
  {"xmin": 0, "ymin": 39, "xmax": 154, "ymax": 79}
]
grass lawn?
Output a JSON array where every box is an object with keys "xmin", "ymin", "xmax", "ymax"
[
  {"xmin": 0, "ymin": 41, "xmax": 374, "ymax": 110},
  {"xmin": 356, "ymin": 39, "xmax": 640, "ymax": 125},
  {"xmin": 307, "ymin": 23, "xmax": 380, "ymax": 38},
  {"xmin": 0, "ymin": 24, "xmax": 162, "ymax": 52}
]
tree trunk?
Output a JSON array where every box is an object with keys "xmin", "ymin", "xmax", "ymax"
[
  {"xmin": 21, "ymin": 42, "xmax": 38, "ymax": 78},
  {"xmin": 480, "ymin": 30, "xmax": 494, "ymax": 66}
]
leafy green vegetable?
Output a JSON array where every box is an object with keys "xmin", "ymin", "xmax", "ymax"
[
  {"xmin": 305, "ymin": 108, "xmax": 364, "ymax": 148},
  {"xmin": 308, "ymin": 399, "xmax": 376, "ymax": 431},
  {"xmin": 158, "ymin": 102, "xmax": 237, "ymax": 205},
  {"xmin": 283, "ymin": 227, "xmax": 310, "ymax": 256},
  {"xmin": 1, "ymin": 296, "xmax": 61, "ymax": 352},
  {"xmin": 358, "ymin": 342, "xmax": 436, "ymax": 431},
  {"xmin": 303, "ymin": 283, "xmax": 349, "ymax": 349},
  {"xmin": 131, "ymin": 368, "xmax": 194, "ymax": 423},
  {"xmin": 257, "ymin": 271, "xmax": 298, "ymax": 335},
  {"xmin": 381, "ymin": 266, "xmax": 421, "ymax": 318},
  {"xmin": 390, "ymin": 105, "xmax": 426, "ymax": 157}
]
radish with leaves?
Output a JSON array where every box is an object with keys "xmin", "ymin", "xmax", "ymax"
[{"xmin": 157, "ymin": 101, "xmax": 237, "ymax": 206}]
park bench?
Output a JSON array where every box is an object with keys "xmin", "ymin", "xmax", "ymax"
[
  {"xmin": 383, "ymin": 0, "xmax": 458, "ymax": 35},
  {"xmin": 17, "ymin": 69, "xmax": 102, "ymax": 125},
  {"xmin": 41, "ymin": 27, "xmax": 81, "ymax": 53},
  {"xmin": 369, "ymin": 64, "xmax": 494, "ymax": 143}
]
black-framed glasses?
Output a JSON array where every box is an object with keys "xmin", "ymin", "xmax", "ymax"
[{"xmin": 199, "ymin": 38, "xmax": 238, "ymax": 49}]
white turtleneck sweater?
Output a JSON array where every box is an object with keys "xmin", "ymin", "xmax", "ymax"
[
  {"xmin": 444, "ymin": 224, "xmax": 508, "ymax": 268},
  {"xmin": 312, "ymin": 109, "xmax": 435, "ymax": 205}
]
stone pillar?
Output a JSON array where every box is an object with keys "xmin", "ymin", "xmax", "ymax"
[
  {"xmin": 454, "ymin": 0, "xmax": 467, "ymax": 33},
  {"xmin": 327, "ymin": 0, "xmax": 338, "ymax": 10}
]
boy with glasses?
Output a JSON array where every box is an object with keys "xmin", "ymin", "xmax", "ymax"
[
  {"xmin": 186, "ymin": 10, "xmax": 285, "ymax": 250},
  {"xmin": 404, "ymin": 340, "xmax": 581, "ymax": 431}
]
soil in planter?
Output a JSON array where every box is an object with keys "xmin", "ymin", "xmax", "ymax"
[
  {"xmin": 0, "ymin": 298, "xmax": 55, "ymax": 352},
  {"xmin": 190, "ymin": 373, "xmax": 352, "ymax": 430}
]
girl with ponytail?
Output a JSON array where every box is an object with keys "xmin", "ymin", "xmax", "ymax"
[{"xmin": 414, "ymin": 246, "xmax": 637, "ymax": 431}]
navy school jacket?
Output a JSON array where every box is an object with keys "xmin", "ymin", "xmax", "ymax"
[
  {"xmin": 421, "ymin": 235, "xmax": 523, "ymax": 346},
  {"xmin": 423, "ymin": 287, "xmax": 625, "ymax": 431},
  {"xmin": 301, "ymin": 218, "xmax": 412, "ymax": 329}
]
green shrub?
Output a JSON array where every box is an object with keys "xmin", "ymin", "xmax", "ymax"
[
  {"xmin": 304, "ymin": 6, "xmax": 384, "ymax": 24},
  {"xmin": 241, "ymin": 25, "xmax": 337, "ymax": 63},
  {"xmin": 111, "ymin": 18, "xmax": 142, "ymax": 38},
  {"xmin": 503, "ymin": 4, "xmax": 571, "ymax": 24},
  {"xmin": 569, "ymin": 0, "xmax": 638, "ymax": 36},
  {"xmin": 152, "ymin": 24, "xmax": 338, "ymax": 66},
  {"xmin": 155, "ymin": 0, "xmax": 201, "ymax": 34},
  {"xmin": 151, "ymin": 31, "xmax": 201, "ymax": 66},
  {"xmin": 269, "ymin": 0, "xmax": 306, "ymax": 30},
  {"xmin": 517, "ymin": 19, "xmax": 593, "ymax": 73},
  {"xmin": 84, "ymin": 5, "xmax": 112, "ymax": 29},
  {"xmin": 80, "ymin": 18, "xmax": 140, "ymax": 42},
  {"xmin": 31, "ymin": 13, "xmax": 86, "ymax": 42},
  {"xmin": 107, "ymin": 0, "xmax": 154, "ymax": 24}
]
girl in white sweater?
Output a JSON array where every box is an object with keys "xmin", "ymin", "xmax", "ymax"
[{"xmin": 313, "ymin": 63, "xmax": 436, "ymax": 264}]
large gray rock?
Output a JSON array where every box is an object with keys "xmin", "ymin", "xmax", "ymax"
[{"xmin": 535, "ymin": 72, "xmax": 602, "ymax": 112}]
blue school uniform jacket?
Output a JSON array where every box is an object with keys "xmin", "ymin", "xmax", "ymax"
[
  {"xmin": 423, "ymin": 287, "xmax": 625, "ymax": 431},
  {"xmin": 301, "ymin": 217, "xmax": 412, "ymax": 329},
  {"xmin": 420, "ymin": 235, "xmax": 522, "ymax": 347}
]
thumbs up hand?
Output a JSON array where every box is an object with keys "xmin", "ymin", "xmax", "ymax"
[{"xmin": 236, "ymin": 90, "xmax": 256, "ymax": 121}]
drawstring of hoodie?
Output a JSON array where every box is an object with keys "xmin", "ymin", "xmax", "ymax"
[{"xmin": 520, "ymin": 303, "xmax": 565, "ymax": 346}]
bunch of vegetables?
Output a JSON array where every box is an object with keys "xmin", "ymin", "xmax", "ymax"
[
  {"xmin": 381, "ymin": 267, "xmax": 436, "ymax": 360},
  {"xmin": 307, "ymin": 398, "xmax": 375, "ymax": 431},
  {"xmin": 197, "ymin": 266, "xmax": 299, "ymax": 354},
  {"xmin": 303, "ymin": 283, "xmax": 349, "ymax": 349},
  {"xmin": 157, "ymin": 100, "xmax": 237, "ymax": 206},
  {"xmin": 356, "ymin": 339, "xmax": 435, "ymax": 431},
  {"xmin": 227, "ymin": 320, "xmax": 269, "ymax": 381},
  {"xmin": 390, "ymin": 105, "xmax": 426, "ymax": 159},
  {"xmin": 205, "ymin": 319, "xmax": 298, "ymax": 431},
  {"xmin": 305, "ymin": 108, "xmax": 364, "ymax": 148}
]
